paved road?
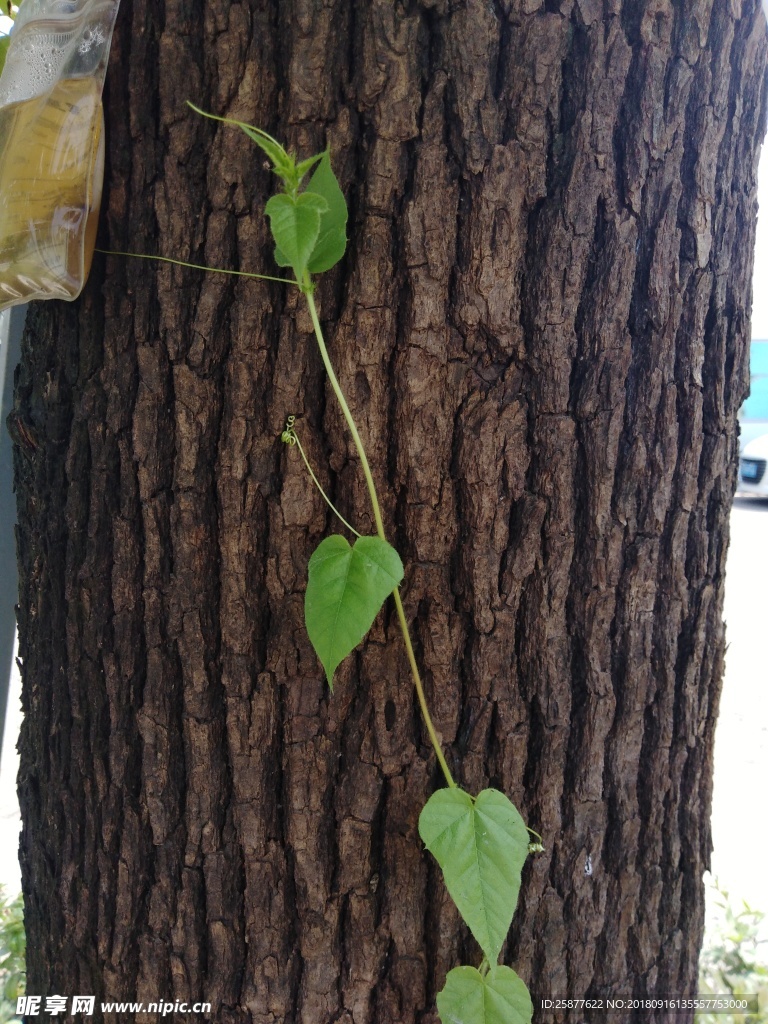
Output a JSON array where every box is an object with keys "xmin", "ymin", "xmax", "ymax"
[{"xmin": 707, "ymin": 497, "xmax": 768, "ymax": 932}]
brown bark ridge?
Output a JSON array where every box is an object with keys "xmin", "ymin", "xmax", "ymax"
[{"xmin": 11, "ymin": 1, "xmax": 767, "ymax": 1022}]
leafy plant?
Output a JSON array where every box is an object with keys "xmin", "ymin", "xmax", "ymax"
[
  {"xmin": 106, "ymin": 106, "xmax": 540, "ymax": 1024},
  {"xmin": 697, "ymin": 878, "xmax": 767, "ymax": 1024},
  {"xmin": 0, "ymin": 0, "xmax": 20, "ymax": 78},
  {"xmin": 0, "ymin": 887, "xmax": 24, "ymax": 1024}
]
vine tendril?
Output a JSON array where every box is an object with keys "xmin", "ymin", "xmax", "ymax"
[
  {"xmin": 281, "ymin": 415, "xmax": 298, "ymax": 445},
  {"xmin": 526, "ymin": 826, "xmax": 545, "ymax": 854},
  {"xmin": 281, "ymin": 417, "xmax": 362, "ymax": 538}
]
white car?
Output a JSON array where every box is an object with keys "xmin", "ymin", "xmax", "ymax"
[{"xmin": 738, "ymin": 432, "xmax": 768, "ymax": 496}]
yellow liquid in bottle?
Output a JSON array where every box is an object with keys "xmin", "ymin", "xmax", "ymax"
[{"xmin": 0, "ymin": 76, "xmax": 104, "ymax": 309}]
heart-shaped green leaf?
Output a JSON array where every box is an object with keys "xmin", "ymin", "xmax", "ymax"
[
  {"xmin": 273, "ymin": 244, "xmax": 290, "ymax": 268},
  {"xmin": 419, "ymin": 788, "xmax": 529, "ymax": 966},
  {"xmin": 305, "ymin": 150, "xmax": 348, "ymax": 274},
  {"xmin": 265, "ymin": 191, "xmax": 328, "ymax": 280},
  {"xmin": 437, "ymin": 966, "xmax": 533, "ymax": 1024},
  {"xmin": 305, "ymin": 535, "xmax": 403, "ymax": 688}
]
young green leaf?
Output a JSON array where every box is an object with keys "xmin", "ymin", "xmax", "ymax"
[
  {"xmin": 305, "ymin": 535, "xmax": 403, "ymax": 688},
  {"xmin": 419, "ymin": 788, "xmax": 529, "ymax": 966},
  {"xmin": 305, "ymin": 150, "xmax": 348, "ymax": 274},
  {"xmin": 238, "ymin": 124, "xmax": 296, "ymax": 183},
  {"xmin": 295, "ymin": 153, "xmax": 324, "ymax": 183},
  {"xmin": 437, "ymin": 966, "xmax": 533, "ymax": 1024},
  {"xmin": 265, "ymin": 192, "xmax": 328, "ymax": 280},
  {"xmin": 186, "ymin": 102, "xmax": 295, "ymax": 183}
]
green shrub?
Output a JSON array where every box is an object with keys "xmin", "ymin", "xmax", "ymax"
[
  {"xmin": 697, "ymin": 879, "xmax": 768, "ymax": 1024},
  {"xmin": 0, "ymin": 887, "xmax": 24, "ymax": 1024}
]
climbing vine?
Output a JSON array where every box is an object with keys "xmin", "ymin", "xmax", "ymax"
[{"xmin": 110, "ymin": 106, "xmax": 540, "ymax": 1024}]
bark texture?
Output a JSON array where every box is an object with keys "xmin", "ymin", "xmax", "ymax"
[{"xmin": 12, "ymin": 2, "xmax": 768, "ymax": 1022}]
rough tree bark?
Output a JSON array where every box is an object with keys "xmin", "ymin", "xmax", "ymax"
[{"xmin": 11, "ymin": 1, "xmax": 767, "ymax": 1022}]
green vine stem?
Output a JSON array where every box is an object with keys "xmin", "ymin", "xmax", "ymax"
[
  {"xmin": 94, "ymin": 264, "xmax": 458, "ymax": 788},
  {"xmin": 100, "ymin": 118, "xmax": 536, "ymax": 1023},
  {"xmin": 392, "ymin": 588, "xmax": 456, "ymax": 789},
  {"xmin": 95, "ymin": 248, "xmax": 296, "ymax": 286},
  {"xmin": 303, "ymin": 282, "xmax": 387, "ymax": 538},
  {"xmin": 303, "ymin": 278, "xmax": 456, "ymax": 790}
]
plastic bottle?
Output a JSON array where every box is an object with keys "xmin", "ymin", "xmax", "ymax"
[{"xmin": 0, "ymin": 0, "xmax": 119, "ymax": 311}]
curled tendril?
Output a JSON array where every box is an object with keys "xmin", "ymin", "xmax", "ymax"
[
  {"xmin": 281, "ymin": 415, "xmax": 297, "ymax": 445},
  {"xmin": 279, "ymin": 416, "xmax": 361, "ymax": 538},
  {"xmin": 526, "ymin": 826, "xmax": 544, "ymax": 855}
]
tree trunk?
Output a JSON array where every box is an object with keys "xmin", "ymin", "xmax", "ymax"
[{"xmin": 12, "ymin": 2, "xmax": 767, "ymax": 1022}]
